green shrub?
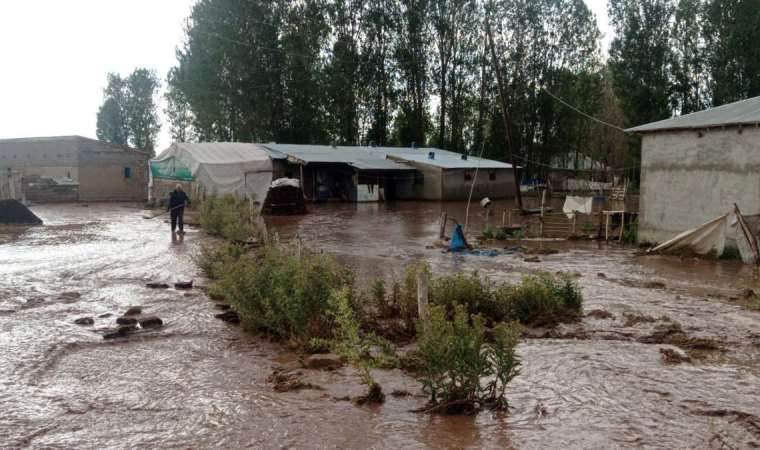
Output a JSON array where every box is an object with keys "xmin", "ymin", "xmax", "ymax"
[
  {"xmin": 622, "ymin": 219, "xmax": 638, "ymax": 244},
  {"xmin": 511, "ymin": 229, "xmax": 525, "ymax": 239},
  {"xmin": 481, "ymin": 228, "xmax": 494, "ymax": 239},
  {"xmin": 199, "ymin": 195, "xmax": 257, "ymax": 242},
  {"xmin": 329, "ymin": 287, "xmax": 385, "ymax": 403},
  {"xmin": 494, "ymin": 273, "xmax": 583, "ymax": 326},
  {"xmin": 217, "ymin": 244, "xmax": 354, "ymax": 340},
  {"xmin": 493, "ymin": 228, "xmax": 509, "ymax": 240},
  {"xmin": 430, "ymin": 272, "xmax": 499, "ymax": 321},
  {"xmin": 416, "ymin": 304, "xmax": 521, "ymax": 410},
  {"xmin": 194, "ymin": 242, "xmax": 246, "ymax": 280}
]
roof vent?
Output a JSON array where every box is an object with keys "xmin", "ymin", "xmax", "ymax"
[
  {"xmin": 428, "ymin": 151, "xmax": 435, "ymax": 160},
  {"xmin": 461, "ymin": 153, "xmax": 468, "ymax": 160}
]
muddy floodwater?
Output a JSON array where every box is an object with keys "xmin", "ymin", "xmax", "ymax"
[{"xmin": 4, "ymin": 202, "xmax": 760, "ymax": 449}]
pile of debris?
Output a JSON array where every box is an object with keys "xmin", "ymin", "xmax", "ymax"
[
  {"xmin": 262, "ymin": 178, "xmax": 306, "ymax": 216},
  {"xmin": 0, "ymin": 199, "xmax": 42, "ymax": 225}
]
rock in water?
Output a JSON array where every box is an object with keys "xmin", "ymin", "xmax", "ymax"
[
  {"xmin": 174, "ymin": 281, "xmax": 193, "ymax": 290},
  {"xmin": 124, "ymin": 306, "xmax": 142, "ymax": 316},
  {"xmin": 304, "ymin": 354, "xmax": 344, "ymax": 371},
  {"xmin": 146, "ymin": 282, "xmax": 170, "ymax": 289},
  {"xmin": 0, "ymin": 199, "xmax": 43, "ymax": 225},
  {"xmin": 74, "ymin": 317, "xmax": 94, "ymax": 326},
  {"xmin": 116, "ymin": 316, "xmax": 138, "ymax": 325},
  {"xmin": 102, "ymin": 325, "xmax": 137, "ymax": 339},
  {"xmin": 215, "ymin": 310, "xmax": 240, "ymax": 323},
  {"xmin": 213, "ymin": 303, "xmax": 231, "ymax": 310},
  {"xmin": 138, "ymin": 316, "xmax": 163, "ymax": 329}
]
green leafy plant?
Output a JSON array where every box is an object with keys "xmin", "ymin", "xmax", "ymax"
[
  {"xmin": 329, "ymin": 287, "xmax": 385, "ymax": 403},
  {"xmin": 511, "ymin": 229, "xmax": 525, "ymax": 239},
  {"xmin": 416, "ymin": 305, "xmax": 521, "ymax": 412},
  {"xmin": 199, "ymin": 195, "xmax": 257, "ymax": 242},
  {"xmin": 622, "ymin": 219, "xmax": 638, "ymax": 244},
  {"xmin": 581, "ymin": 221, "xmax": 596, "ymax": 233},
  {"xmin": 217, "ymin": 243, "xmax": 354, "ymax": 340},
  {"xmin": 194, "ymin": 242, "xmax": 246, "ymax": 279}
]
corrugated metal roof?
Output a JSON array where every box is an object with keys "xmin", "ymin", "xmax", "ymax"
[
  {"xmin": 259, "ymin": 143, "xmax": 512, "ymax": 170},
  {"xmin": 627, "ymin": 96, "xmax": 760, "ymax": 133},
  {"xmin": 387, "ymin": 152, "xmax": 512, "ymax": 169}
]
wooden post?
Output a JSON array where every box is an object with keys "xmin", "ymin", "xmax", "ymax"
[
  {"xmin": 501, "ymin": 209, "xmax": 506, "ymax": 227},
  {"xmin": 572, "ymin": 214, "xmax": 577, "ymax": 235},
  {"xmin": 619, "ymin": 212, "xmax": 625, "ymax": 241},
  {"xmin": 417, "ymin": 271, "xmax": 429, "ymax": 323},
  {"xmin": 439, "ymin": 212, "xmax": 448, "ymax": 239}
]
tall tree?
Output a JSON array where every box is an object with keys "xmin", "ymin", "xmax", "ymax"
[
  {"xmin": 671, "ymin": 0, "xmax": 707, "ymax": 114},
  {"xmin": 96, "ymin": 68, "xmax": 161, "ymax": 154},
  {"xmin": 394, "ymin": 0, "xmax": 430, "ymax": 147},
  {"xmin": 703, "ymin": 0, "xmax": 760, "ymax": 105},
  {"xmin": 608, "ymin": 0, "xmax": 675, "ymax": 127}
]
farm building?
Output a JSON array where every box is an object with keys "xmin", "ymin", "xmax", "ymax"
[
  {"xmin": 0, "ymin": 136, "xmax": 149, "ymax": 203},
  {"xmin": 629, "ymin": 96, "xmax": 760, "ymax": 244},
  {"xmin": 260, "ymin": 143, "xmax": 516, "ymax": 201},
  {"xmin": 150, "ymin": 142, "xmax": 274, "ymax": 204}
]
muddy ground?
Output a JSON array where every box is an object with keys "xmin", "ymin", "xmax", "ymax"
[{"xmin": 3, "ymin": 201, "xmax": 760, "ymax": 449}]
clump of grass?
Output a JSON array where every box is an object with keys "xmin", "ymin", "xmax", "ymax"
[
  {"xmin": 216, "ymin": 243, "xmax": 354, "ymax": 340},
  {"xmin": 427, "ymin": 270, "xmax": 583, "ymax": 327},
  {"xmin": 194, "ymin": 242, "xmax": 246, "ymax": 280},
  {"xmin": 199, "ymin": 195, "xmax": 257, "ymax": 242},
  {"xmin": 493, "ymin": 273, "xmax": 583, "ymax": 326},
  {"xmin": 493, "ymin": 228, "xmax": 509, "ymax": 240},
  {"xmin": 416, "ymin": 305, "xmax": 521, "ymax": 413},
  {"xmin": 329, "ymin": 287, "xmax": 385, "ymax": 404}
]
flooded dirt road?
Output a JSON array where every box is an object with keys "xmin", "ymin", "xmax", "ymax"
[{"xmin": 4, "ymin": 202, "xmax": 760, "ymax": 449}]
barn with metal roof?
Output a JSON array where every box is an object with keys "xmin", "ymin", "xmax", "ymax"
[
  {"xmin": 259, "ymin": 143, "xmax": 515, "ymax": 201},
  {"xmin": 627, "ymin": 96, "xmax": 760, "ymax": 244}
]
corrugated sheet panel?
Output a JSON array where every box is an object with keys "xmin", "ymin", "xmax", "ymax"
[
  {"xmin": 259, "ymin": 143, "xmax": 512, "ymax": 170},
  {"xmin": 627, "ymin": 96, "xmax": 760, "ymax": 133}
]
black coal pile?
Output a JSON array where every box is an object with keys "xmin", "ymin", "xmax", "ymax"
[{"xmin": 0, "ymin": 200, "xmax": 43, "ymax": 225}]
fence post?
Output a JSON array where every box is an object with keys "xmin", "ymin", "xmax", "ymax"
[
  {"xmin": 438, "ymin": 212, "xmax": 447, "ymax": 239},
  {"xmin": 417, "ymin": 271, "xmax": 429, "ymax": 323}
]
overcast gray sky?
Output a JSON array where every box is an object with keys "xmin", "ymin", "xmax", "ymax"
[{"xmin": 0, "ymin": 0, "xmax": 612, "ymax": 150}]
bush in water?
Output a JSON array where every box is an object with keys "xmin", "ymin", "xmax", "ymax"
[
  {"xmin": 199, "ymin": 195, "xmax": 257, "ymax": 242},
  {"xmin": 416, "ymin": 304, "xmax": 521, "ymax": 411},
  {"xmin": 217, "ymin": 244, "xmax": 354, "ymax": 340},
  {"xmin": 494, "ymin": 273, "xmax": 583, "ymax": 326},
  {"xmin": 425, "ymin": 269, "xmax": 583, "ymax": 327},
  {"xmin": 194, "ymin": 242, "xmax": 246, "ymax": 280}
]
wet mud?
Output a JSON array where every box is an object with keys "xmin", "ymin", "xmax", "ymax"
[{"xmin": 3, "ymin": 201, "xmax": 760, "ymax": 449}]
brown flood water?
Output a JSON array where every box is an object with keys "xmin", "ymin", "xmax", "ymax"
[{"xmin": 3, "ymin": 201, "xmax": 760, "ymax": 449}]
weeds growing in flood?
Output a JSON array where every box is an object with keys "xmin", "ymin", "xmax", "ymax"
[
  {"xmin": 416, "ymin": 305, "xmax": 521, "ymax": 412},
  {"xmin": 199, "ymin": 195, "xmax": 257, "ymax": 242},
  {"xmin": 216, "ymin": 244, "xmax": 354, "ymax": 340},
  {"xmin": 194, "ymin": 242, "xmax": 246, "ymax": 280}
]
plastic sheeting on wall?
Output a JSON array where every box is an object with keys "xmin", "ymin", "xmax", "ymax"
[
  {"xmin": 152, "ymin": 143, "xmax": 274, "ymax": 203},
  {"xmin": 648, "ymin": 205, "xmax": 760, "ymax": 264}
]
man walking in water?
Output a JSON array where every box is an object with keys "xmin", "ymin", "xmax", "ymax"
[{"xmin": 168, "ymin": 184, "xmax": 191, "ymax": 235}]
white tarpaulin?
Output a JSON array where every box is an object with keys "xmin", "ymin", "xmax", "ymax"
[
  {"xmin": 648, "ymin": 205, "xmax": 760, "ymax": 264},
  {"xmin": 153, "ymin": 142, "xmax": 274, "ymax": 202},
  {"xmin": 563, "ymin": 196, "xmax": 593, "ymax": 219}
]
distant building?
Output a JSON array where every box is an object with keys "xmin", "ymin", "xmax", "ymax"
[
  {"xmin": 628, "ymin": 96, "xmax": 760, "ymax": 243},
  {"xmin": 260, "ymin": 143, "xmax": 516, "ymax": 201},
  {"xmin": 0, "ymin": 136, "xmax": 149, "ymax": 203}
]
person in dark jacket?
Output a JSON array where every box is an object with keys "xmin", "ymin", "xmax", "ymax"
[{"xmin": 168, "ymin": 184, "xmax": 191, "ymax": 234}]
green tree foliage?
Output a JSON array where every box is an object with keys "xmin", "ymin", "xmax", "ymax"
[
  {"xmin": 703, "ymin": 0, "xmax": 760, "ymax": 105},
  {"xmin": 96, "ymin": 69, "xmax": 161, "ymax": 155}
]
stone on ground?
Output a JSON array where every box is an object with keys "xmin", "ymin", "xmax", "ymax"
[{"xmin": 304, "ymin": 354, "xmax": 344, "ymax": 371}]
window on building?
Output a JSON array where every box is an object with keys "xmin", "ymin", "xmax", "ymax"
[
  {"xmin": 489, "ymin": 171, "xmax": 496, "ymax": 181},
  {"xmin": 124, "ymin": 167, "xmax": 132, "ymax": 178},
  {"xmin": 464, "ymin": 170, "xmax": 473, "ymax": 181}
]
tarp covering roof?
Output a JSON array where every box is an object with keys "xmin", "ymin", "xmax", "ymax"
[
  {"xmin": 627, "ymin": 96, "xmax": 760, "ymax": 133},
  {"xmin": 259, "ymin": 143, "xmax": 512, "ymax": 170},
  {"xmin": 153, "ymin": 142, "xmax": 273, "ymax": 201}
]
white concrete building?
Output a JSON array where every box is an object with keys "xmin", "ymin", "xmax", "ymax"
[{"xmin": 628, "ymin": 96, "xmax": 760, "ymax": 244}]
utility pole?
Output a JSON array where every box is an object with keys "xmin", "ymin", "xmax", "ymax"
[{"xmin": 485, "ymin": 6, "xmax": 523, "ymax": 212}]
